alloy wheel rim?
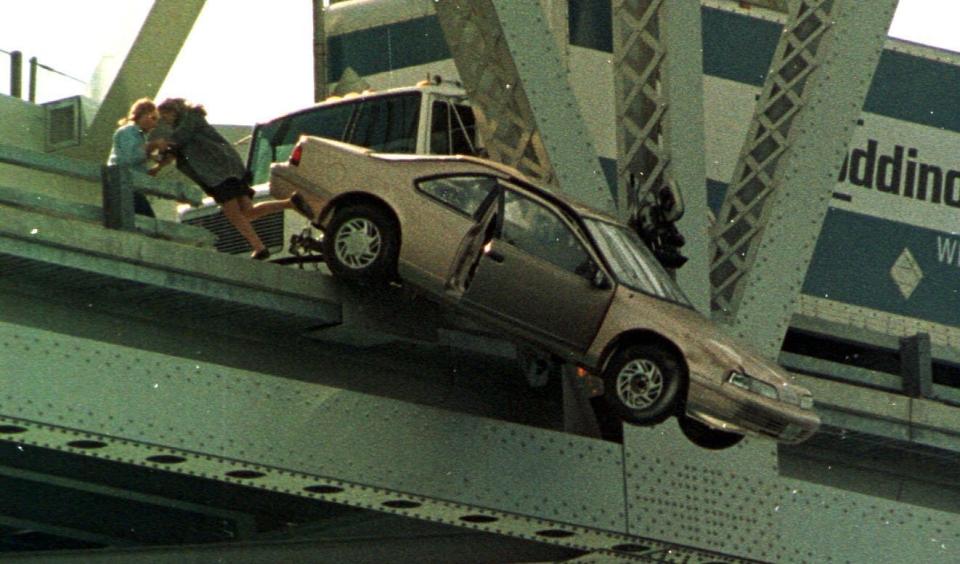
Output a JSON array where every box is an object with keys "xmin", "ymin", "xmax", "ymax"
[
  {"xmin": 616, "ymin": 358, "xmax": 664, "ymax": 410},
  {"xmin": 334, "ymin": 218, "xmax": 382, "ymax": 269}
]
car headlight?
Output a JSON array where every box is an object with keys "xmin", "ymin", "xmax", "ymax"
[{"xmin": 727, "ymin": 371, "xmax": 778, "ymax": 401}]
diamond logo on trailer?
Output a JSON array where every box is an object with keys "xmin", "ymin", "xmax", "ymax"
[{"xmin": 890, "ymin": 248, "xmax": 922, "ymax": 299}]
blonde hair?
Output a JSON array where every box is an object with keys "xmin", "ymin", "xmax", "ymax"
[
  {"xmin": 157, "ymin": 97, "xmax": 206, "ymax": 123},
  {"xmin": 118, "ymin": 97, "xmax": 156, "ymax": 126}
]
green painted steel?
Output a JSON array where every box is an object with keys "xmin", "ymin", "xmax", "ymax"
[
  {"xmin": 0, "ymin": 142, "xmax": 204, "ymax": 206},
  {"xmin": 0, "ymin": 205, "xmax": 341, "ymax": 333},
  {"xmin": 434, "ymin": 0, "xmax": 615, "ymax": 212},
  {"xmin": 68, "ymin": 0, "xmax": 207, "ymax": 162},
  {"xmin": 623, "ymin": 423, "xmax": 960, "ymax": 562},
  {"xmin": 0, "ymin": 184, "xmax": 214, "ymax": 246},
  {"xmin": 612, "ymin": 0, "xmax": 710, "ymax": 310},
  {"xmin": 0, "ymin": 320, "xmax": 740, "ymax": 562},
  {"xmin": 710, "ymin": 0, "xmax": 899, "ymax": 357}
]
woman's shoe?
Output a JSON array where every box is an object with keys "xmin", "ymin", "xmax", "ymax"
[
  {"xmin": 251, "ymin": 248, "xmax": 271, "ymax": 261},
  {"xmin": 291, "ymin": 192, "xmax": 322, "ymax": 229}
]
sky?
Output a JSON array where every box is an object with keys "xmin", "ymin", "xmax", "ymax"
[{"xmin": 0, "ymin": 0, "xmax": 955, "ymax": 125}]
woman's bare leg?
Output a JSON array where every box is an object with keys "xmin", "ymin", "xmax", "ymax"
[
  {"xmin": 245, "ymin": 198, "xmax": 293, "ymax": 221},
  {"xmin": 222, "ymin": 197, "xmax": 266, "ymax": 252}
]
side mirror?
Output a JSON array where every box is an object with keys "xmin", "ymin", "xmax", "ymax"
[
  {"xmin": 576, "ymin": 261, "xmax": 611, "ymax": 289},
  {"xmin": 658, "ymin": 180, "xmax": 684, "ymax": 223}
]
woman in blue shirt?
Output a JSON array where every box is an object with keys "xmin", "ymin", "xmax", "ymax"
[{"xmin": 107, "ymin": 98, "xmax": 162, "ymax": 217}]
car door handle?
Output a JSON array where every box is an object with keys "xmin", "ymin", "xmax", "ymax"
[{"xmin": 486, "ymin": 249, "xmax": 505, "ymax": 263}]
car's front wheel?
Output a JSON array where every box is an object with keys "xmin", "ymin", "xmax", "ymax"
[
  {"xmin": 323, "ymin": 204, "xmax": 399, "ymax": 282},
  {"xmin": 601, "ymin": 343, "xmax": 683, "ymax": 425},
  {"xmin": 678, "ymin": 415, "xmax": 745, "ymax": 450}
]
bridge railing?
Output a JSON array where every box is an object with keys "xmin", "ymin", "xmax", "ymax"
[{"xmin": 0, "ymin": 143, "xmax": 213, "ymax": 246}]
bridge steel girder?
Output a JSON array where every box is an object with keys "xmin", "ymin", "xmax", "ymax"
[
  {"xmin": 0, "ymin": 320, "xmax": 753, "ymax": 563},
  {"xmin": 66, "ymin": 0, "xmax": 206, "ymax": 162},
  {"xmin": 708, "ymin": 0, "xmax": 899, "ymax": 357},
  {"xmin": 434, "ymin": 0, "xmax": 615, "ymax": 213},
  {"xmin": 2, "ymin": 315, "xmax": 960, "ymax": 562},
  {"xmin": 612, "ymin": 0, "xmax": 710, "ymax": 310},
  {"xmin": 313, "ymin": 0, "xmax": 328, "ymax": 102}
]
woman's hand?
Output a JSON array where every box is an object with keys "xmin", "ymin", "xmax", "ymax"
[{"xmin": 146, "ymin": 138, "xmax": 170, "ymax": 155}]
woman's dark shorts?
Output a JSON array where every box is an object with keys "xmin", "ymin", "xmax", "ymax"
[{"xmin": 206, "ymin": 177, "xmax": 255, "ymax": 204}]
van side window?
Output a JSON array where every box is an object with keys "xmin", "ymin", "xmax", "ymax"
[
  {"xmin": 275, "ymin": 102, "xmax": 356, "ymax": 161},
  {"xmin": 348, "ymin": 93, "xmax": 421, "ymax": 153},
  {"xmin": 430, "ymin": 101, "xmax": 478, "ymax": 156},
  {"xmin": 248, "ymin": 102, "xmax": 356, "ymax": 185}
]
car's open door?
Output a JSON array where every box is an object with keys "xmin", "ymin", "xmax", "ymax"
[
  {"xmin": 445, "ymin": 185, "xmax": 502, "ymax": 296},
  {"xmin": 458, "ymin": 187, "xmax": 614, "ymax": 353}
]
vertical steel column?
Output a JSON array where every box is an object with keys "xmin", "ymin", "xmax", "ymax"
[
  {"xmin": 434, "ymin": 0, "xmax": 614, "ymax": 212},
  {"xmin": 313, "ymin": 0, "xmax": 328, "ymax": 102},
  {"xmin": 709, "ymin": 0, "xmax": 898, "ymax": 357},
  {"xmin": 28, "ymin": 57, "xmax": 37, "ymax": 103},
  {"xmin": 900, "ymin": 332, "xmax": 932, "ymax": 399},
  {"xmin": 66, "ymin": 0, "xmax": 206, "ymax": 161},
  {"xmin": 9, "ymin": 50, "xmax": 22, "ymax": 99},
  {"xmin": 612, "ymin": 0, "xmax": 709, "ymax": 310}
]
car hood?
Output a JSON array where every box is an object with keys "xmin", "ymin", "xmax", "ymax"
[{"xmin": 623, "ymin": 289, "xmax": 796, "ymax": 390}]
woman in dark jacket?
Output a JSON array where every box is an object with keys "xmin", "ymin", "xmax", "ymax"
[{"xmin": 153, "ymin": 98, "xmax": 302, "ymax": 259}]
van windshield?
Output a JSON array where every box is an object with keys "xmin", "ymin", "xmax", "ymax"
[
  {"xmin": 583, "ymin": 218, "xmax": 692, "ymax": 308},
  {"xmin": 247, "ymin": 92, "xmax": 422, "ymax": 185}
]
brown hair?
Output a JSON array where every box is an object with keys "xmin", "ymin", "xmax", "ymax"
[
  {"xmin": 157, "ymin": 98, "xmax": 207, "ymax": 124},
  {"xmin": 118, "ymin": 97, "xmax": 156, "ymax": 126}
]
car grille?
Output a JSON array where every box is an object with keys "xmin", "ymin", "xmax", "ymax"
[{"xmin": 182, "ymin": 210, "xmax": 284, "ymax": 254}]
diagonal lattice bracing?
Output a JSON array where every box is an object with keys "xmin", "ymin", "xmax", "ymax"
[
  {"xmin": 435, "ymin": 1, "xmax": 555, "ymax": 186},
  {"xmin": 708, "ymin": 0, "xmax": 898, "ymax": 356},
  {"xmin": 613, "ymin": 0, "xmax": 669, "ymax": 218},
  {"xmin": 435, "ymin": 1, "xmax": 613, "ymax": 213},
  {"xmin": 710, "ymin": 0, "xmax": 836, "ymax": 319}
]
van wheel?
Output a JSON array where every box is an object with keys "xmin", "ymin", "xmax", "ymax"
[
  {"xmin": 678, "ymin": 415, "xmax": 745, "ymax": 450},
  {"xmin": 323, "ymin": 204, "xmax": 398, "ymax": 282},
  {"xmin": 602, "ymin": 343, "xmax": 682, "ymax": 425}
]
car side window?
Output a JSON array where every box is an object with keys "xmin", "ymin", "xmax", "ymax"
[
  {"xmin": 417, "ymin": 176, "xmax": 497, "ymax": 217},
  {"xmin": 501, "ymin": 190, "xmax": 592, "ymax": 275}
]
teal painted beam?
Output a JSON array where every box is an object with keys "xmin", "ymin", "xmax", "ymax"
[
  {"xmin": 0, "ymin": 184, "xmax": 213, "ymax": 246},
  {"xmin": 67, "ymin": 0, "xmax": 207, "ymax": 162},
  {"xmin": 0, "ymin": 143, "xmax": 204, "ymax": 205}
]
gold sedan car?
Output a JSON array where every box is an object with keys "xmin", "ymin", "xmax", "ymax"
[{"xmin": 271, "ymin": 136, "xmax": 820, "ymax": 448}]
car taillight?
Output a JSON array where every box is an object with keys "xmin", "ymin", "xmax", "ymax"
[{"xmin": 290, "ymin": 143, "xmax": 303, "ymax": 166}]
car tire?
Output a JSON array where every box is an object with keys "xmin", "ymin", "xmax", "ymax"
[
  {"xmin": 601, "ymin": 343, "xmax": 682, "ymax": 425},
  {"xmin": 678, "ymin": 415, "xmax": 745, "ymax": 450},
  {"xmin": 323, "ymin": 204, "xmax": 399, "ymax": 282}
]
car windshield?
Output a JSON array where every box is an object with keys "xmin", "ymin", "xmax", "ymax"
[{"xmin": 583, "ymin": 218, "xmax": 692, "ymax": 307}]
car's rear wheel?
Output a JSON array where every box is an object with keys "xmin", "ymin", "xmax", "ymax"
[
  {"xmin": 678, "ymin": 415, "xmax": 745, "ymax": 450},
  {"xmin": 323, "ymin": 204, "xmax": 398, "ymax": 282},
  {"xmin": 601, "ymin": 343, "xmax": 682, "ymax": 425}
]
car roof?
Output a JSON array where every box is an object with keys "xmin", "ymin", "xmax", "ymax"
[{"xmin": 371, "ymin": 151, "xmax": 623, "ymax": 226}]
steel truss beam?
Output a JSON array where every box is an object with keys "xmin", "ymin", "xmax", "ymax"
[
  {"xmin": 612, "ymin": 0, "xmax": 710, "ymax": 309},
  {"xmin": 0, "ymin": 320, "xmax": 754, "ymax": 563},
  {"xmin": 434, "ymin": 0, "xmax": 615, "ymax": 213},
  {"xmin": 709, "ymin": 0, "xmax": 899, "ymax": 356}
]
